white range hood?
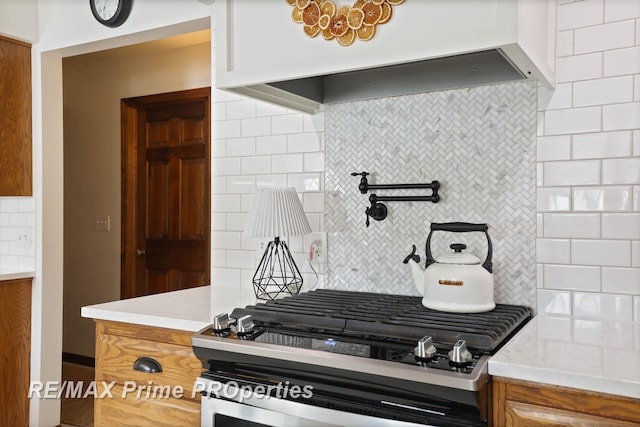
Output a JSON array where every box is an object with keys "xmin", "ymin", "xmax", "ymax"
[{"xmin": 215, "ymin": 0, "xmax": 556, "ymax": 114}]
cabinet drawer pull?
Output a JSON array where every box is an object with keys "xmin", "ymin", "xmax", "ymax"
[{"xmin": 133, "ymin": 357, "xmax": 162, "ymax": 373}]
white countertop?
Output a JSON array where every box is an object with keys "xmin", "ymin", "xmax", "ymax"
[
  {"xmin": 81, "ymin": 285, "xmax": 260, "ymax": 332},
  {"xmin": 0, "ymin": 269, "xmax": 35, "ymax": 281},
  {"xmin": 489, "ymin": 315, "xmax": 640, "ymax": 399}
]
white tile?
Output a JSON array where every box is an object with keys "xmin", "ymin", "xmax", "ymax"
[
  {"xmin": 256, "ymin": 174, "xmax": 287, "ymax": 188},
  {"xmin": 211, "ymin": 139, "xmax": 226, "ymax": 158},
  {"xmin": 226, "ymin": 137, "xmax": 255, "ymax": 157},
  {"xmin": 256, "ymin": 101, "xmax": 289, "ymax": 117},
  {"xmin": 556, "ymin": 53, "xmax": 603, "ymax": 83},
  {"xmin": 537, "ymin": 188, "xmax": 571, "ymax": 211},
  {"xmin": 544, "ymin": 264, "xmax": 601, "ymax": 291},
  {"xmin": 287, "ymin": 132, "xmax": 322, "ymax": 153},
  {"xmin": 304, "ymin": 152, "xmax": 325, "ymax": 172},
  {"xmin": 538, "ymin": 84, "xmax": 572, "ymax": 111},
  {"xmin": 240, "ymin": 194, "xmax": 255, "ymax": 213},
  {"xmin": 537, "ymin": 135, "xmax": 571, "ymax": 161},
  {"xmin": 241, "ymin": 117, "xmax": 271, "ymax": 137},
  {"xmin": 537, "ymin": 112, "xmax": 545, "ymax": 137},
  {"xmin": 226, "ymin": 250, "xmax": 255, "ymax": 269},
  {"xmin": 636, "ymin": 75, "xmax": 640, "ymax": 102},
  {"xmin": 287, "ymin": 173, "xmax": 322, "ymax": 192},
  {"xmin": 226, "ymin": 213, "xmax": 247, "ymax": 232},
  {"xmin": 303, "ymin": 113, "xmax": 325, "ymax": 132},
  {"xmin": 633, "ymin": 241, "xmax": 640, "ymax": 267},
  {"xmin": 537, "ymin": 214, "xmax": 544, "ymax": 238},
  {"xmin": 0, "ymin": 199, "xmax": 18, "ymax": 212},
  {"xmin": 537, "ymin": 290, "xmax": 572, "ymax": 316},
  {"xmin": 635, "ymin": 296, "xmax": 640, "ymax": 322},
  {"xmin": 211, "ymin": 195, "xmax": 241, "ymax": 213},
  {"xmin": 604, "ymin": 46, "xmax": 640, "ymax": 77},
  {"xmin": 573, "ymin": 186, "xmax": 632, "ymax": 211},
  {"xmin": 212, "ymin": 157, "xmax": 241, "ymax": 176},
  {"xmin": 17, "ymin": 198, "xmax": 35, "ymax": 212},
  {"xmin": 604, "ymin": 0, "xmax": 640, "ymax": 23},
  {"xmin": 226, "ymin": 176, "xmax": 256, "ymax": 194},
  {"xmin": 212, "ymin": 231, "xmax": 242, "ymax": 250},
  {"xmin": 556, "ymin": 30, "xmax": 574, "ymax": 57},
  {"xmin": 211, "ymin": 267, "xmax": 241, "ymax": 287},
  {"xmin": 634, "ymin": 130, "xmax": 640, "ymax": 156},
  {"xmin": 543, "ymin": 160, "xmax": 600, "ymax": 186},
  {"xmin": 544, "ymin": 107, "xmax": 601, "ymax": 135},
  {"xmin": 303, "ymin": 192, "xmax": 324, "ymax": 213},
  {"xmin": 211, "ymin": 249, "xmax": 226, "ymax": 268},
  {"xmin": 537, "ymin": 263, "xmax": 544, "ymax": 288},
  {"xmin": 634, "ymin": 186, "xmax": 640, "ymax": 211},
  {"xmin": 557, "ymin": 0, "xmax": 604, "ymax": 30},
  {"xmin": 602, "ymin": 267, "xmax": 640, "ymax": 294},
  {"xmin": 572, "ymin": 131, "xmax": 632, "ymax": 159},
  {"xmin": 574, "ymin": 20, "xmax": 635, "ymax": 54},
  {"xmin": 8, "ymin": 213, "xmax": 27, "ymax": 227},
  {"xmin": 214, "ymin": 120, "xmax": 241, "ymax": 139},
  {"xmin": 256, "ymin": 135, "xmax": 287, "ymax": 155},
  {"xmin": 536, "ymin": 163, "xmax": 543, "ymax": 187},
  {"xmin": 272, "ymin": 154, "xmax": 303, "ymax": 173},
  {"xmin": 212, "ymin": 177, "xmax": 226, "ymax": 194},
  {"xmin": 603, "ymin": 102, "xmax": 640, "ymax": 131},
  {"xmin": 602, "ymin": 158, "xmax": 640, "ymax": 184},
  {"xmin": 573, "ymin": 292, "xmax": 633, "ymax": 321},
  {"xmin": 272, "ymin": 114, "xmax": 304, "ymax": 135},
  {"xmin": 573, "ymin": 76, "xmax": 634, "ymax": 107},
  {"xmin": 212, "ymin": 103, "xmax": 226, "ymax": 121},
  {"xmin": 543, "ymin": 213, "xmax": 600, "ymax": 238},
  {"xmin": 537, "ymin": 238, "xmax": 571, "ymax": 263},
  {"xmin": 226, "ymin": 100, "xmax": 256, "ymax": 120},
  {"xmin": 211, "ymin": 213, "xmax": 226, "ymax": 231},
  {"xmin": 602, "ymin": 213, "xmax": 640, "ymax": 239},
  {"xmin": 0, "ymin": 213, "xmax": 8, "ymax": 227},
  {"xmin": 572, "ymin": 239, "xmax": 631, "ymax": 266},
  {"xmin": 212, "ymin": 88, "xmax": 245, "ymax": 103},
  {"xmin": 241, "ymin": 156, "xmax": 272, "ymax": 175}
]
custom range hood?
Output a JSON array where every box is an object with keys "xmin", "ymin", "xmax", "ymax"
[{"xmin": 216, "ymin": 0, "xmax": 556, "ymax": 114}]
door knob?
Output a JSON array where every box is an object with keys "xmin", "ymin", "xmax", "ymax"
[{"xmin": 136, "ymin": 249, "xmax": 146, "ymax": 256}]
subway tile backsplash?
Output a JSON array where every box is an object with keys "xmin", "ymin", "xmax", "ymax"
[
  {"xmin": 206, "ymin": 0, "xmax": 639, "ymax": 322},
  {"xmin": 0, "ymin": 197, "xmax": 36, "ymax": 271}
]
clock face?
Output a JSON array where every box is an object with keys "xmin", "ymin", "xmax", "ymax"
[
  {"xmin": 93, "ymin": 0, "xmax": 119, "ymax": 20},
  {"xmin": 90, "ymin": 0, "xmax": 132, "ymax": 28}
]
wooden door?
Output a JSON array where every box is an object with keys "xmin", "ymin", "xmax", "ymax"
[{"xmin": 121, "ymin": 88, "xmax": 210, "ymax": 298}]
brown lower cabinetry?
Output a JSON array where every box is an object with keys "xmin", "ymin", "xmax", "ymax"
[
  {"xmin": 94, "ymin": 320, "xmax": 203, "ymax": 426},
  {"xmin": 0, "ymin": 278, "xmax": 32, "ymax": 427},
  {"xmin": 492, "ymin": 377, "xmax": 640, "ymax": 426}
]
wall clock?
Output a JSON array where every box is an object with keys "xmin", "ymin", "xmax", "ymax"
[{"xmin": 90, "ymin": 0, "xmax": 133, "ymax": 28}]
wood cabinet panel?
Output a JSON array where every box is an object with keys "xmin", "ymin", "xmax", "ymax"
[
  {"xmin": 95, "ymin": 385, "xmax": 200, "ymax": 427},
  {"xmin": 493, "ymin": 377, "xmax": 640, "ymax": 427},
  {"xmin": 0, "ymin": 279, "xmax": 32, "ymax": 426},
  {"xmin": 0, "ymin": 36, "xmax": 32, "ymax": 196},
  {"xmin": 94, "ymin": 320, "xmax": 203, "ymax": 426}
]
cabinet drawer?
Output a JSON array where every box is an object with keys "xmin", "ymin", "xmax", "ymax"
[
  {"xmin": 96, "ymin": 332, "xmax": 203, "ymax": 400},
  {"xmin": 95, "ymin": 384, "xmax": 200, "ymax": 427}
]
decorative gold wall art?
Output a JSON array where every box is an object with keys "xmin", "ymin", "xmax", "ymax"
[{"xmin": 288, "ymin": 0, "xmax": 404, "ymax": 46}]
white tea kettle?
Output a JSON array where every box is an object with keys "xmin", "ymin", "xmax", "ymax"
[{"xmin": 403, "ymin": 222, "xmax": 495, "ymax": 313}]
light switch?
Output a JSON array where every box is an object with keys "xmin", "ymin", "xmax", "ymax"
[{"xmin": 95, "ymin": 215, "xmax": 110, "ymax": 231}]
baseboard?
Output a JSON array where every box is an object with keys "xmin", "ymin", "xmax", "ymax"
[{"xmin": 62, "ymin": 352, "xmax": 95, "ymax": 368}]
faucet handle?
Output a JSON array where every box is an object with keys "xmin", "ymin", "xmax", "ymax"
[{"xmin": 403, "ymin": 245, "xmax": 421, "ymax": 264}]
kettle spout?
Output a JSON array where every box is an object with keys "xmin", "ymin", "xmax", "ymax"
[{"xmin": 403, "ymin": 245, "xmax": 425, "ymax": 296}]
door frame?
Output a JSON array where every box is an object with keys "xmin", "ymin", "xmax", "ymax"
[{"xmin": 121, "ymin": 87, "xmax": 211, "ymax": 299}]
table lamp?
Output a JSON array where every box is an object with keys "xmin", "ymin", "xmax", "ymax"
[{"xmin": 244, "ymin": 187, "xmax": 312, "ymax": 300}]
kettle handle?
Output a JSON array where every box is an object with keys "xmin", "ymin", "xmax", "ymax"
[{"xmin": 425, "ymin": 222, "xmax": 493, "ymax": 273}]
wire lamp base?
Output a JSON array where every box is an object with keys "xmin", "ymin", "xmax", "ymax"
[{"xmin": 252, "ymin": 237, "xmax": 303, "ymax": 301}]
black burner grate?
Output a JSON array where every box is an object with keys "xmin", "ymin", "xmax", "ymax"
[{"xmin": 230, "ymin": 289, "xmax": 532, "ymax": 353}]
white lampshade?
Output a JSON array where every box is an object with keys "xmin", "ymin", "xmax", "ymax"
[{"xmin": 244, "ymin": 187, "xmax": 312, "ymax": 238}]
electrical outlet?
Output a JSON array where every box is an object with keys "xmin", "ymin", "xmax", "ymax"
[
  {"xmin": 306, "ymin": 232, "xmax": 327, "ymax": 264},
  {"xmin": 15, "ymin": 227, "xmax": 30, "ymax": 249}
]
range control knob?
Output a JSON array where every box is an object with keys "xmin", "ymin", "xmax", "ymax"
[
  {"xmin": 236, "ymin": 315, "xmax": 254, "ymax": 335},
  {"xmin": 414, "ymin": 336, "xmax": 437, "ymax": 361},
  {"xmin": 448, "ymin": 340, "xmax": 473, "ymax": 364},
  {"xmin": 212, "ymin": 313, "xmax": 231, "ymax": 333}
]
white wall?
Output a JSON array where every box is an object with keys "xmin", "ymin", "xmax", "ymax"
[
  {"xmin": 63, "ymin": 40, "xmax": 211, "ymax": 358},
  {"xmin": 536, "ymin": 0, "xmax": 640, "ymax": 322}
]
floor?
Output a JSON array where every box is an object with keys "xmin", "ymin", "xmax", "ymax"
[{"xmin": 60, "ymin": 362, "xmax": 94, "ymax": 427}]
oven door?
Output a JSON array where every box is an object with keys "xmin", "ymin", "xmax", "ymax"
[{"xmin": 199, "ymin": 377, "xmax": 429, "ymax": 427}]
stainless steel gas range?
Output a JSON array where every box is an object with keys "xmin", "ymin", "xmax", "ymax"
[{"xmin": 192, "ymin": 289, "xmax": 532, "ymax": 427}]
